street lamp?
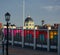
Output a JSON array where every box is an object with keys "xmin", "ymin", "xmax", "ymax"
[{"xmin": 5, "ymin": 12, "xmax": 11, "ymax": 55}]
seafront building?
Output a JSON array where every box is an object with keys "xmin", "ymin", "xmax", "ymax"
[{"xmin": 0, "ymin": 16, "xmax": 59, "ymax": 30}]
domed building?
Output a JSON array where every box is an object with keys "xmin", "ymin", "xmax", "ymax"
[{"xmin": 24, "ymin": 16, "xmax": 34, "ymax": 29}]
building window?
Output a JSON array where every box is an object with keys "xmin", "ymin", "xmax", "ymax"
[
  {"xmin": 26, "ymin": 27, "xmax": 28, "ymax": 29},
  {"xmin": 30, "ymin": 24, "xmax": 31, "ymax": 26},
  {"xmin": 30, "ymin": 28, "xmax": 31, "ymax": 29},
  {"xmin": 26, "ymin": 24, "xmax": 28, "ymax": 26}
]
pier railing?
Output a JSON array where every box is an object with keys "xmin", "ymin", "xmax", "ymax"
[{"xmin": 3, "ymin": 28, "xmax": 58, "ymax": 51}]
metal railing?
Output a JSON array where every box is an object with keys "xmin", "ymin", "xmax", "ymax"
[{"xmin": 3, "ymin": 28, "xmax": 58, "ymax": 52}]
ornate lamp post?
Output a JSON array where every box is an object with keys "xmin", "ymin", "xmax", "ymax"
[{"xmin": 5, "ymin": 12, "xmax": 10, "ymax": 55}]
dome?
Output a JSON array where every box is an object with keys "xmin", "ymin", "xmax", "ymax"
[{"xmin": 25, "ymin": 16, "xmax": 33, "ymax": 22}]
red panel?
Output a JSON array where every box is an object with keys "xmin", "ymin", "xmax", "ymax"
[
  {"xmin": 24, "ymin": 30, "xmax": 34, "ymax": 38},
  {"xmin": 13, "ymin": 29, "xmax": 17, "ymax": 37},
  {"xmin": 24, "ymin": 30, "xmax": 27, "ymax": 37},
  {"xmin": 19, "ymin": 29, "xmax": 22, "ymax": 37},
  {"xmin": 29, "ymin": 30, "xmax": 34, "ymax": 37},
  {"xmin": 36, "ymin": 30, "xmax": 40, "ymax": 38},
  {"xmin": 37, "ymin": 30, "xmax": 48, "ymax": 39},
  {"xmin": 4, "ymin": 29, "xmax": 48, "ymax": 39}
]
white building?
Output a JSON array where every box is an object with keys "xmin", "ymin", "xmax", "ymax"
[{"xmin": 24, "ymin": 16, "xmax": 34, "ymax": 29}]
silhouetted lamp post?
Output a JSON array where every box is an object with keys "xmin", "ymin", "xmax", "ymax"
[{"xmin": 5, "ymin": 12, "xmax": 10, "ymax": 55}]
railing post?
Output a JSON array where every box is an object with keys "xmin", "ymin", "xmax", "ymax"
[
  {"xmin": 58, "ymin": 25, "xmax": 60, "ymax": 55},
  {"xmin": 47, "ymin": 29, "xmax": 50, "ymax": 51},
  {"xmin": 34, "ymin": 29, "xmax": 36, "ymax": 50},
  {"xmin": 2, "ymin": 28, "xmax": 5, "ymax": 55},
  {"xmin": 22, "ymin": 29, "xmax": 24, "ymax": 48},
  {"xmin": 12, "ymin": 28, "xmax": 14, "ymax": 46}
]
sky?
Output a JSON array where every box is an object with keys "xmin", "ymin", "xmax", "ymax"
[{"xmin": 0, "ymin": 0, "xmax": 60, "ymax": 27}]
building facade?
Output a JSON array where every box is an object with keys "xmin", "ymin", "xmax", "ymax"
[{"xmin": 24, "ymin": 16, "xmax": 34, "ymax": 29}]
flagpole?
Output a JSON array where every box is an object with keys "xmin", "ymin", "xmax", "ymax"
[
  {"xmin": 22, "ymin": 0, "xmax": 25, "ymax": 48},
  {"xmin": 23, "ymin": 0, "xmax": 25, "ymax": 27}
]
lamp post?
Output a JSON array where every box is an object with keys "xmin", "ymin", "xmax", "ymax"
[{"xmin": 5, "ymin": 12, "xmax": 10, "ymax": 55}]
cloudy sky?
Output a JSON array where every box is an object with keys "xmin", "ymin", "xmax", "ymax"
[{"xmin": 0, "ymin": 0, "xmax": 60, "ymax": 27}]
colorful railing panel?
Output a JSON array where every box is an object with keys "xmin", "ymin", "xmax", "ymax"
[
  {"xmin": 4, "ymin": 28, "xmax": 12, "ymax": 40},
  {"xmin": 49, "ymin": 30, "xmax": 58, "ymax": 49},
  {"xmin": 24, "ymin": 29, "xmax": 34, "ymax": 43},
  {"xmin": 36, "ymin": 30, "xmax": 47, "ymax": 45},
  {"xmin": 13, "ymin": 29, "xmax": 22, "ymax": 42}
]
